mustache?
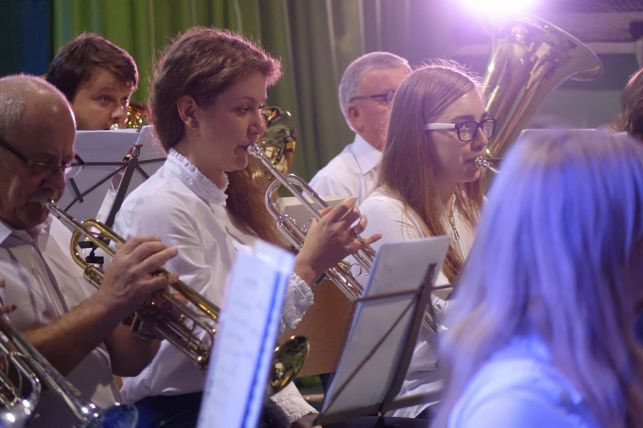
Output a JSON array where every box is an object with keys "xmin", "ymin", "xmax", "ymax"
[{"xmin": 29, "ymin": 190, "xmax": 60, "ymax": 204}]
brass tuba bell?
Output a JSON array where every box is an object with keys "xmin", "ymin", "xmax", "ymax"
[{"xmin": 476, "ymin": 14, "xmax": 603, "ymax": 173}]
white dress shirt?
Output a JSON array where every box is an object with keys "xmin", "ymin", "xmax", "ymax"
[
  {"xmin": 309, "ymin": 134, "xmax": 382, "ymax": 204},
  {"xmin": 448, "ymin": 335, "xmax": 599, "ymax": 428},
  {"xmin": 114, "ymin": 149, "xmax": 315, "ymax": 422},
  {"xmin": 0, "ymin": 217, "xmax": 120, "ymax": 428},
  {"xmin": 359, "ymin": 185, "xmax": 476, "ymax": 418}
]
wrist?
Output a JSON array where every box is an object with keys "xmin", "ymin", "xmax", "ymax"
[{"xmin": 293, "ymin": 257, "xmax": 318, "ymax": 285}]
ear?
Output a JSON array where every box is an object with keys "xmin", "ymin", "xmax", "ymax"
[
  {"xmin": 347, "ymin": 104, "xmax": 363, "ymax": 132},
  {"xmin": 176, "ymin": 95, "xmax": 198, "ymax": 129}
]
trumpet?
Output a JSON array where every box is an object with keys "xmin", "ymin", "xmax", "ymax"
[
  {"xmin": 474, "ymin": 156, "xmax": 500, "ymax": 174},
  {"xmin": 251, "ymin": 108, "xmax": 460, "ymax": 334},
  {"xmin": 0, "ymin": 315, "xmax": 137, "ymax": 428},
  {"xmin": 247, "ymin": 143, "xmax": 375, "ymax": 303},
  {"xmin": 48, "ymin": 202, "xmax": 217, "ymax": 368},
  {"xmin": 47, "ymin": 202, "xmax": 307, "ymax": 392}
]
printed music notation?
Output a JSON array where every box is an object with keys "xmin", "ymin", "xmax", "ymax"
[{"xmin": 197, "ymin": 241, "xmax": 294, "ymax": 428}]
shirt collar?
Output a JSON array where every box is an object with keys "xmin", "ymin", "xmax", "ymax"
[
  {"xmin": 165, "ymin": 149, "xmax": 228, "ymax": 206},
  {"xmin": 350, "ymin": 134, "xmax": 382, "ymax": 174},
  {"xmin": 0, "ymin": 216, "xmax": 52, "ymax": 246}
]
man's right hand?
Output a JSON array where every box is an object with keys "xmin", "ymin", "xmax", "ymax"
[{"xmin": 99, "ymin": 235, "xmax": 178, "ymax": 319}]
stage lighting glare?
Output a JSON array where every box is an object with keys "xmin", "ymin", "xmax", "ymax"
[{"xmin": 458, "ymin": 0, "xmax": 536, "ymax": 16}]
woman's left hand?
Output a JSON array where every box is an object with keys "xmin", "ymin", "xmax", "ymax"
[{"xmin": 294, "ymin": 198, "xmax": 381, "ymax": 284}]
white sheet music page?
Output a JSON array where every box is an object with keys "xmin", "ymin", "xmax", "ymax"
[
  {"xmin": 197, "ymin": 240, "xmax": 295, "ymax": 428},
  {"xmin": 320, "ymin": 236, "xmax": 450, "ymax": 419},
  {"xmin": 59, "ymin": 129, "xmax": 140, "ymax": 221}
]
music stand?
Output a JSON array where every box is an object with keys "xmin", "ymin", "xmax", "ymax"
[
  {"xmin": 58, "ymin": 126, "xmax": 166, "ymax": 224},
  {"xmin": 315, "ymin": 236, "xmax": 450, "ymax": 425},
  {"xmin": 196, "ymin": 241, "xmax": 296, "ymax": 428}
]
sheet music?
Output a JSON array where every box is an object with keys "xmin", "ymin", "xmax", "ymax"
[
  {"xmin": 319, "ymin": 236, "xmax": 450, "ymax": 420},
  {"xmin": 197, "ymin": 240, "xmax": 295, "ymax": 428},
  {"xmin": 58, "ymin": 126, "xmax": 166, "ymax": 222}
]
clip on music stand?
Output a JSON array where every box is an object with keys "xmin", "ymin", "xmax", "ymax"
[
  {"xmin": 315, "ymin": 236, "xmax": 450, "ymax": 426},
  {"xmin": 58, "ymin": 126, "xmax": 166, "ymax": 225}
]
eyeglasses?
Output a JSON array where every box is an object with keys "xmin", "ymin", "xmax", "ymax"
[
  {"xmin": 0, "ymin": 137, "xmax": 78, "ymax": 176},
  {"xmin": 349, "ymin": 90, "xmax": 396, "ymax": 105},
  {"xmin": 424, "ymin": 118, "xmax": 496, "ymax": 143}
]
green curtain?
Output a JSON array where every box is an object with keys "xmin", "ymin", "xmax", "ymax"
[{"xmin": 51, "ymin": 0, "xmax": 453, "ymax": 178}]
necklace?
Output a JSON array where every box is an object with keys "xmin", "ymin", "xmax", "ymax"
[{"xmin": 448, "ymin": 198, "xmax": 460, "ymax": 241}]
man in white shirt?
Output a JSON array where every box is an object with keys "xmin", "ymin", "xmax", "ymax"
[
  {"xmin": 0, "ymin": 75, "xmax": 176, "ymax": 427},
  {"xmin": 309, "ymin": 52, "xmax": 411, "ymax": 203}
]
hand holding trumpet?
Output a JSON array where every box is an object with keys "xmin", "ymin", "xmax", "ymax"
[{"xmin": 294, "ymin": 197, "xmax": 381, "ymax": 285}]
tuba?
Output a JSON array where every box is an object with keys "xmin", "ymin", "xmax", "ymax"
[
  {"xmin": 110, "ymin": 102, "xmax": 149, "ymax": 131},
  {"xmin": 46, "ymin": 203, "xmax": 308, "ymax": 393},
  {"xmin": 0, "ymin": 315, "xmax": 137, "ymax": 428},
  {"xmin": 475, "ymin": 14, "xmax": 603, "ymax": 173}
]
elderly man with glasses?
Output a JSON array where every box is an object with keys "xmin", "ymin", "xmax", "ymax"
[
  {"xmin": 310, "ymin": 52, "xmax": 411, "ymax": 204},
  {"xmin": 0, "ymin": 75, "xmax": 177, "ymax": 427}
]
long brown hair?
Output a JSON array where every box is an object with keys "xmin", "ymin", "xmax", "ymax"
[
  {"xmin": 150, "ymin": 27, "xmax": 284, "ymax": 244},
  {"xmin": 226, "ymin": 160, "xmax": 284, "ymax": 246},
  {"xmin": 610, "ymin": 67, "xmax": 643, "ymax": 141},
  {"xmin": 379, "ymin": 61, "xmax": 484, "ymax": 283}
]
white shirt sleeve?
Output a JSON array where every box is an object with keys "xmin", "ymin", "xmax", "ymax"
[
  {"xmin": 359, "ymin": 194, "xmax": 424, "ymax": 252},
  {"xmin": 452, "ymin": 388, "xmax": 590, "ymax": 428},
  {"xmin": 280, "ymin": 273, "xmax": 314, "ymax": 332},
  {"xmin": 309, "ymin": 171, "xmax": 355, "ymax": 199}
]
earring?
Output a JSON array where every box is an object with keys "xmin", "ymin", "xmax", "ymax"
[{"xmin": 190, "ymin": 120, "xmax": 198, "ymax": 129}]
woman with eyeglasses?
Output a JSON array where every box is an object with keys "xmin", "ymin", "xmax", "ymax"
[{"xmin": 358, "ymin": 61, "xmax": 494, "ymax": 420}]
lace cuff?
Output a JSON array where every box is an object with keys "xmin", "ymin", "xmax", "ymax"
[
  {"xmin": 280, "ymin": 273, "xmax": 314, "ymax": 333},
  {"xmin": 269, "ymin": 382, "xmax": 317, "ymax": 424}
]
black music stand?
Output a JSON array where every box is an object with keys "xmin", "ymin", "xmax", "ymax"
[
  {"xmin": 58, "ymin": 126, "xmax": 166, "ymax": 225},
  {"xmin": 315, "ymin": 236, "xmax": 450, "ymax": 426}
]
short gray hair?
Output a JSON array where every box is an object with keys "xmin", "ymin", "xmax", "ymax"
[
  {"xmin": 0, "ymin": 75, "xmax": 63, "ymax": 141},
  {"xmin": 338, "ymin": 51, "xmax": 410, "ymax": 126}
]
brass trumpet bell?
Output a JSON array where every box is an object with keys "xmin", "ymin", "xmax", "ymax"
[{"xmin": 0, "ymin": 315, "xmax": 138, "ymax": 427}]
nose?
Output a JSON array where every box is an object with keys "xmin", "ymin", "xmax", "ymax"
[
  {"xmin": 251, "ymin": 109, "xmax": 267, "ymax": 136},
  {"xmin": 111, "ymin": 103, "xmax": 128, "ymax": 128},
  {"xmin": 471, "ymin": 128, "xmax": 488, "ymax": 154},
  {"xmin": 43, "ymin": 168, "xmax": 66, "ymax": 196}
]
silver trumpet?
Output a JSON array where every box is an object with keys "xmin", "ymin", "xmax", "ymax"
[
  {"xmin": 474, "ymin": 156, "xmax": 500, "ymax": 174},
  {"xmin": 0, "ymin": 315, "xmax": 137, "ymax": 428},
  {"xmin": 249, "ymin": 142, "xmax": 447, "ymax": 333},
  {"xmin": 247, "ymin": 143, "xmax": 374, "ymax": 303}
]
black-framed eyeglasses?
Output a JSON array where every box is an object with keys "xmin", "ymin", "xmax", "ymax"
[
  {"xmin": 0, "ymin": 137, "xmax": 78, "ymax": 176},
  {"xmin": 349, "ymin": 89, "xmax": 396, "ymax": 105},
  {"xmin": 424, "ymin": 118, "xmax": 496, "ymax": 143}
]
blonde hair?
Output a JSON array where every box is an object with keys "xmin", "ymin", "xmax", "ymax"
[
  {"xmin": 379, "ymin": 61, "xmax": 484, "ymax": 283},
  {"xmin": 434, "ymin": 130, "xmax": 643, "ymax": 427}
]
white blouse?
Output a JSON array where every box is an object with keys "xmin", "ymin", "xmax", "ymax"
[
  {"xmin": 359, "ymin": 185, "xmax": 476, "ymax": 418},
  {"xmin": 113, "ymin": 149, "xmax": 315, "ymax": 422},
  {"xmin": 448, "ymin": 335, "xmax": 599, "ymax": 428}
]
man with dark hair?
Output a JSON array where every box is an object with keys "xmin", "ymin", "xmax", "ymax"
[{"xmin": 46, "ymin": 33, "xmax": 138, "ymax": 130}]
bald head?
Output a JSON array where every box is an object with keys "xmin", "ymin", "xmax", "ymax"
[
  {"xmin": 0, "ymin": 75, "xmax": 76, "ymax": 144},
  {"xmin": 0, "ymin": 75, "xmax": 76, "ymax": 230}
]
